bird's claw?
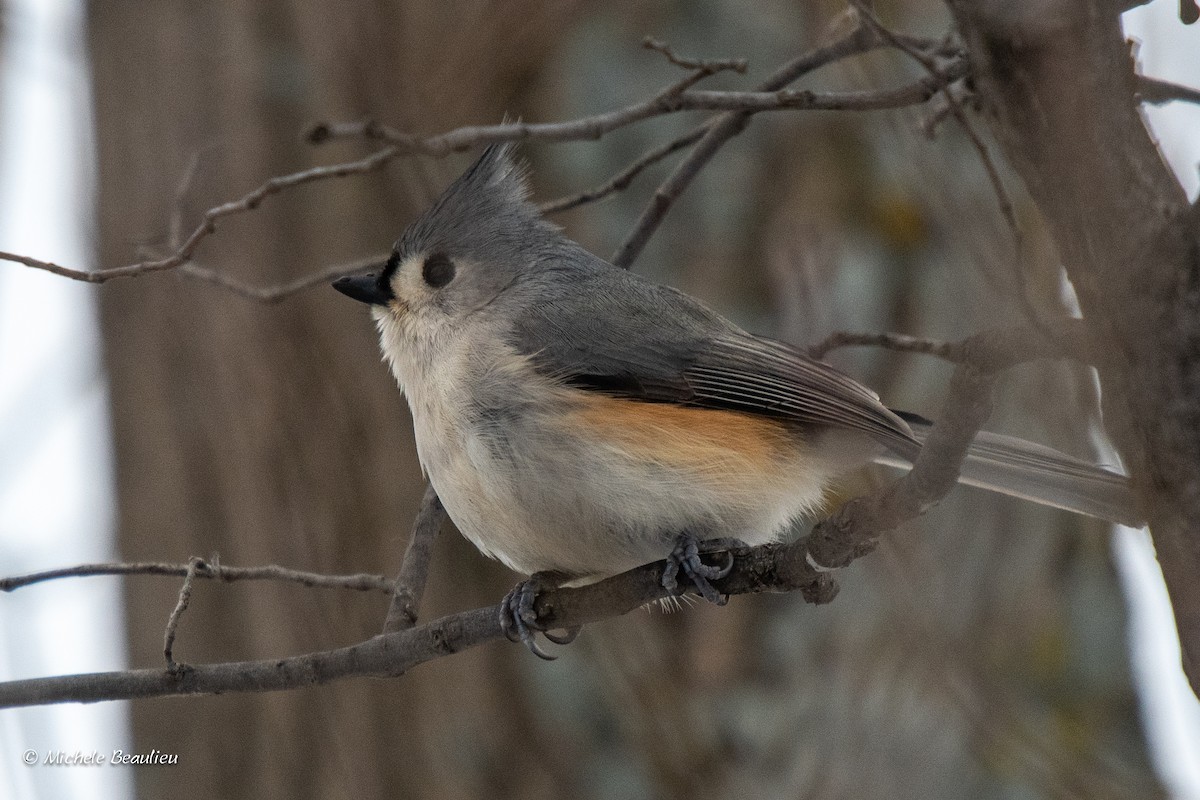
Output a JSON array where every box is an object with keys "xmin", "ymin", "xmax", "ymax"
[
  {"xmin": 498, "ymin": 573, "xmax": 579, "ymax": 660},
  {"xmin": 661, "ymin": 534, "xmax": 743, "ymax": 605}
]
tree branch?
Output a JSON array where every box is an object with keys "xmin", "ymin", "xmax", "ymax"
[
  {"xmin": 0, "ymin": 559, "xmax": 394, "ymax": 593},
  {"xmin": 382, "ymin": 485, "xmax": 446, "ymax": 633},
  {"xmin": 1136, "ymin": 74, "xmax": 1200, "ymax": 106},
  {"xmin": 808, "ymin": 319, "xmax": 1092, "ymax": 364},
  {"xmin": 0, "ymin": 324, "xmax": 1068, "ymax": 708},
  {"xmin": 176, "ymin": 254, "xmax": 386, "ymax": 303},
  {"xmin": 641, "ymin": 36, "xmax": 748, "ymax": 77},
  {"xmin": 163, "ymin": 557, "xmax": 204, "ymax": 673},
  {"xmin": 0, "ymin": 551, "xmax": 825, "ymax": 708},
  {"xmin": 806, "ymin": 362, "xmax": 995, "ymax": 568},
  {"xmin": 949, "ymin": 0, "xmax": 1200, "ymax": 697},
  {"xmin": 2, "ymin": 44, "xmax": 963, "ymax": 298},
  {"xmin": 538, "ymin": 125, "xmax": 706, "ymax": 214},
  {"xmin": 0, "ymin": 146, "xmax": 400, "ymax": 285},
  {"xmin": 609, "ymin": 14, "xmax": 960, "ymax": 268},
  {"xmin": 810, "ymin": 330, "xmax": 967, "ymax": 362},
  {"xmin": 309, "ymin": 66, "xmax": 965, "ymax": 154}
]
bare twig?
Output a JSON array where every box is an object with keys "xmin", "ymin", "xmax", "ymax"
[
  {"xmin": 645, "ymin": 81, "xmax": 968, "ymax": 112},
  {"xmin": 0, "ymin": 324, "xmax": 1077, "ymax": 708},
  {"xmin": 266, "ymin": 69, "xmax": 967, "ymax": 296},
  {"xmin": 809, "ymin": 330, "xmax": 963, "ymax": 362},
  {"xmin": 4, "ymin": 59, "xmax": 962, "ymax": 294},
  {"xmin": 806, "ymin": 360, "xmax": 995, "ymax": 569},
  {"xmin": 542, "ymin": 40, "xmax": 967, "ymax": 218},
  {"xmin": 309, "ymin": 71, "xmax": 964, "ymax": 156},
  {"xmin": 0, "ymin": 559, "xmax": 394, "ymax": 593},
  {"xmin": 163, "ymin": 557, "xmax": 204, "ymax": 674},
  {"xmin": 178, "ymin": 253, "xmax": 387, "ymax": 303},
  {"xmin": 848, "ymin": 1, "xmax": 1039, "ymax": 326},
  {"xmin": 850, "ymin": 4, "xmax": 1017, "ymax": 240},
  {"xmin": 539, "ymin": 125, "xmax": 707, "ymax": 214},
  {"xmin": 611, "ymin": 15, "xmax": 893, "ymax": 268},
  {"xmin": 0, "ymin": 145, "xmax": 399, "ymax": 285},
  {"xmin": 808, "ymin": 321, "xmax": 1091, "ymax": 366},
  {"xmin": 642, "ymin": 36, "xmax": 748, "ymax": 75},
  {"xmin": 309, "ymin": 101, "xmax": 675, "ymax": 152},
  {"xmin": 642, "ymin": 36, "xmax": 748, "ymax": 96},
  {"xmin": 919, "ymin": 79, "xmax": 973, "ymax": 138},
  {"xmin": 383, "ymin": 485, "xmax": 447, "ymax": 633},
  {"xmin": 1136, "ymin": 74, "xmax": 1200, "ymax": 105}
]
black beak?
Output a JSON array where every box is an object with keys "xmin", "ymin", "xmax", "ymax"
[{"xmin": 332, "ymin": 273, "xmax": 393, "ymax": 305}]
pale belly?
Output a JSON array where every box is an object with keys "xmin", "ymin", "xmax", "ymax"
[{"xmin": 417, "ymin": 389, "xmax": 834, "ymax": 579}]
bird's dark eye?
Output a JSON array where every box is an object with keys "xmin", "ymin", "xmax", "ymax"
[{"xmin": 422, "ymin": 252, "xmax": 455, "ymax": 288}]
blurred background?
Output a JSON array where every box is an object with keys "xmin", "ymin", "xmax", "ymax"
[{"xmin": 1, "ymin": 1, "xmax": 1198, "ymax": 798}]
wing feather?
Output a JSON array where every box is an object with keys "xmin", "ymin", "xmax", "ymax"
[
  {"xmin": 498, "ymin": 264, "xmax": 1139, "ymax": 525},
  {"xmin": 506, "ymin": 266, "xmax": 915, "ymax": 450}
]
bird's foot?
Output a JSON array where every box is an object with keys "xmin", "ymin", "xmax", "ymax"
[
  {"xmin": 660, "ymin": 534, "xmax": 745, "ymax": 605},
  {"xmin": 499, "ymin": 571, "xmax": 580, "ymax": 660}
]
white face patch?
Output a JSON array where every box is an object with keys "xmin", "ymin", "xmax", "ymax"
[{"xmin": 386, "ymin": 255, "xmax": 429, "ymax": 311}]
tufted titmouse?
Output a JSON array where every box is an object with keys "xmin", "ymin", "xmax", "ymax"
[{"xmin": 334, "ymin": 144, "xmax": 1139, "ymax": 657}]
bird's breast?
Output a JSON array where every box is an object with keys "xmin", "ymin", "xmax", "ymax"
[{"xmin": 397, "ymin": 339, "xmax": 834, "ymax": 579}]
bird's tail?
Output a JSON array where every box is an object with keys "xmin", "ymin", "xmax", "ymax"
[{"xmin": 874, "ymin": 411, "xmax": 1143, "ymax": 527}]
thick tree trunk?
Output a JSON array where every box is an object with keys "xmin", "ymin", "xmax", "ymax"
[{"xmin": 949, "ymin": 0, "xmax": 1200, "ymax": 695}]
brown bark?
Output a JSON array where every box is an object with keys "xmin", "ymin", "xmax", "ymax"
[{"xmin": 949, "ymin": 0, "xmax": 1200, "ymax": 695}]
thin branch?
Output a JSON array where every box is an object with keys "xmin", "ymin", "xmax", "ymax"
[
  {"xmin": 309, "ymin": 69, "xmax": 964, "ymax": 155},
  {"xmin": 541, "ymin": 27, "xmax": 781, "ymax": 217},
  {"xmin": 383, "ymin": 485, "xmax": 446, "ymax": 633},
  {"xmin": 206, "ymin": 69, "xmax": 964, "ymax": 300},
  {"xmin": 177, "ymin": 253, "xmax": 387, "ymax": 303},
  {"xmin": 0, "ymin": 546, "xmax": 833, "ymax": 708},
  {"xmin": 806, "ymin": 360, "xmax": 995, "ymax": 569},
  {"xmin": 850, "ymin": 3, "xmax": 1022, "ymax": 252},
  {"xmin": 642, "ymin": 36, "xmax": 748, "ymax": 75},
  {"xmin": 809, "ymin": 330, "xmax": 963, "ymax": 362},
  {"xmin": 163, "ymin": 557, "xmax": 203, "ymax": 673},
  {"xmin": 644, "ymin": 81, "xmax": 968, "ymax": 112},
  {"xmin": 0, "ymin": 145, "xmax": 399, "ymax": 285},
  {"xmin": 0, "ymin": 325, "xmax": 1074, "ymax": 708},
  {"xmin": 1136, "ymin": 74, "xmax": 1200, "ymax": 106},
  {"xmin": 808, "ymin": 320, "xmax": 1092, "ymax": 367},
  {"xmin": 539, "ymin": 125, "xmax": 707, "ymax": 214},
  {"xmin": 642, "ymin": 36, "xmax": 748, "ymax": 96},
  {"xmin": 541, "ymin": 39, "xmax": 967, "ymax": 218},
  {"xmin": 4, "ymin": 58, "xmax": 962, "ymax": 294},
  {"xmin": 0, "ymin": 559, "xmax": 394, "ymax": 593},
  {"xmin": 611, "ymin": 14, "xmax": 894, "ymax": 268},
  {"xmin": 919, "ymin": 78, "xmax": 974, "ymax": 139},
  {"xmin": 848, "ymin": 2, "xmax": 1053, "ymax": 337}
]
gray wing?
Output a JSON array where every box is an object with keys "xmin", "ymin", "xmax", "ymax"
[
  {"xmin": 506, "ymin": 266, "xmax": 916, "ymax": 450},
  {"xmin": 503, "ymin": 264, "xmax": 1142, "ymax": 525}
]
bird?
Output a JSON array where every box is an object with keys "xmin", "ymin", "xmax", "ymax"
[{"xmin": 333, "ymin": 143, "xmax": 1139, "ymax": 658}]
